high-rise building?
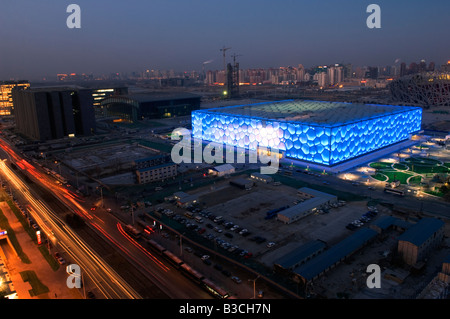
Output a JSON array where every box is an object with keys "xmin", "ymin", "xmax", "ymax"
[
  {"xmin": 0, "ymin": 81, "xmax": 30, "ymax": 116},
  {"xmin": 12, "ymin": 87, "xmax": 96, "ymax": 141},
  {"xmin": 441, "ymin": 61, "xmax": 450, "ymax": 72},
  {"xmin": 400, "ymin": 63, "xmax": 407, "ymax": 77}
]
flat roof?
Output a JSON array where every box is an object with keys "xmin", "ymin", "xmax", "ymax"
[
  {"xmin": 398, "ymin": 218, "xmax": 444, "ymax": 246},
  {"xmin": 124, "ymin": 92, "xmax": 201, "ymax": 103},
  {"xmin": 197, "ymin": 100, "xmax": 421, "ymax": 127},
  {"xmin": 294, "ymin": 228, "xmax": 378, "ymax": 281},
  {"xmin": 298, "ymin": 187, "xmax": 337, "ymax": 201},
  {"xmin": 279, "ymin": 197, "xmax": 329, "ymax": 219},
  {"xmin": 211, "ymin": 163, "xmax": 235, "ymax": 172},
  {"xmin": 274, "ymin": 240, "xmax": 327, "ymax": 269},
  {"xmin": 137, "ymin": 162, "xmax": 177, "ymax": 172},
  {"xmin": 134, "ymin": 154, "xmax": 168, "ymax": 163}
]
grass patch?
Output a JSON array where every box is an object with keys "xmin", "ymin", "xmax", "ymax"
[
  {"xmin": 371, "ymin": 173, "xmax": 387, "ymax": 182},
  {"xmin": 404, "ymin": 157, "xmax": 440, "ymax": 166},
  {"xmin": 425, "ymin": 190, "xmax": 444, "ymax": 197},
  {"xmin": 408, "ymin": 176, "xmax": 422, "ymax": 185},
  {"xmin": 370, "ymin": 162, "xmax": 393, "ymax": 169},
  {"xmin": 38, "ymin": 245, "xmax": 60, "ymax": 271},
  {"xmin": 0, "ymin": 206, "xmax": 31, "ymax": 264},
  {"xmin": 6, "ymin": 199, "xmax": 38, "ymax": 244},
  {"xmin": 393, "ymin": 163, "xmax": 409, "ymax": 170},
  {"xmin": 19, "ymin": 270, "xmax": 49, "ymax": 297},
  {"xmin": 410, "ymin": 165, "xmax": 449, "ymax": 174},
  {"xmin": 382, "ymin": 170, "xmax": 414, "ymax": 184}
]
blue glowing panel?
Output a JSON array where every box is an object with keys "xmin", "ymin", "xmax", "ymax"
[{"xmin": 192, "ymin": 103, "xmax": 422, "ymax": 166}]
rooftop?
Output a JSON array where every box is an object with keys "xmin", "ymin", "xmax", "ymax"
[
  {"xmin": 294, "ymin": 228, "xmax": 378, "ymax": 281},
  {"xmin": 274, "ymin": 240, "xmax": 327, "ymax": 270},
  {"xmin": 199, "ymin": 100, "xmax": 421, "ymax": 127},
  {"xmin": 123, "ymin": 92, "xmax": 201, "ymax": 103},
  {"xmin": 398, "ymin": 218, "xmax": 445, "ymax": 246}
]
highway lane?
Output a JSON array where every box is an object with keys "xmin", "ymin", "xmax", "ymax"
[
  {"xmin": 0, "ymin": 140, "xmax": 211, "ymax": 299},
  {"xmin": 0, "ymin": 159, "xmax": 139, "ymax": 299}
]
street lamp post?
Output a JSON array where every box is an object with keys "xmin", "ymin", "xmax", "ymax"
[{"xmin": 248, "ymin": 275, "xmax": 260, "ymax": 299}]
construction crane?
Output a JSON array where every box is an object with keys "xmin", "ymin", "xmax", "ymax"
[
  {"xmin": 220, "ymin": 46, "xmax": 232, "ymax": 74},
  {"xmin": 231, "ymin": 53, "xmax": 242, "ymax": 66}
]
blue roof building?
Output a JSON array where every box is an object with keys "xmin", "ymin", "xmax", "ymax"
[{"xmin": 398, "ymin": 218, "xmax": 445, "ymax": 266}]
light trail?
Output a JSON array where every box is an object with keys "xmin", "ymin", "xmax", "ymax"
[
  {"xmin": 116, "ymin": 223, "xmax": 170, "ymax": 272},
  {"xmin": 0, "ymin": 159, "xmax": 140, "ymax": 299}
]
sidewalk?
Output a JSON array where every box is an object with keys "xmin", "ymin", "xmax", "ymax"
[{"xmin": 0, "ymin": 201, "xmax": 82, "ymax": 299}]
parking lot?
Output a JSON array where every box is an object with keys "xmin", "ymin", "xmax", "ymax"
[{"xmin": 152, "ymin": 174, "xmax": 381, "ymax": 269}]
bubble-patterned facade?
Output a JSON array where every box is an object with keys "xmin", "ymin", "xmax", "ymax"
[{"xmin": 192, "ymin": 100, "xmax": 422, "ymax": 166}]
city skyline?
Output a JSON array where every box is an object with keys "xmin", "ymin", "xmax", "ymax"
[{"xmin": 1, "ymin": 0, "xmax": 449, "ymax": 80}]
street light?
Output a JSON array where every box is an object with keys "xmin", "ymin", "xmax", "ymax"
[{"xmin": 248, "ymin": 275, "xmax": 260, "ymax": 299}]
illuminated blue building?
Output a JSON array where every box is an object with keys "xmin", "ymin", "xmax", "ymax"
[{"xmin": 192, "ymin": 100, "xmax": 422, "ymax": 166}]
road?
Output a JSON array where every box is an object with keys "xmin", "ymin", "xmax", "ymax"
[
  {"xmin": 283, "ymin": 166, "xmax": 450, "ymax": 219},
  {"xmin": 0, "ymin": 138, "xmax": 211, "ymax": 299}
]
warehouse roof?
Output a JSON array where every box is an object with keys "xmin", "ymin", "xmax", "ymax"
[
  {"xmin": 211, "ymin": 163, "xmax": 235, "ymax": 173},
  {"xmin": 398, "ymin": 218, "xmax": 444, "ymax": 247},
  {"xmin": 199, "ymin": 100, "xmax": 421, "ymax": 127},
  {"xmin": 274, "ymin": 240, "xmax": 327, "ymax": 270},
  {"xmin": 137, "ymin": 162, "xmax": 176, "ymax": 172},
  {"xmin": 298, "ymin": 187, "xmax": 337, "ymax": 201},
  {"xmin": 124, "ymin": 92, "xmax": 201, "ymax": 103},
  {"xmin": 294, "ymin": 228, "xmax": 378, "ymax": 282}
]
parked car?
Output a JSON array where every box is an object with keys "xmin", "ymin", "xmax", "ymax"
[
  {"xmin": 203, "ymin": 259, "xmax": 212, "ymax": 265},
  {"xmin": 231, "ymin": 276, "xmax": 242, "ymax": 284}
]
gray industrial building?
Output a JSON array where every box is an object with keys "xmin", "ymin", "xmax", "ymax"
[
  {"xmin": 277, "ymin": 187, "xmax": 337, "ymax": 224},
  {"xmin": 397, "ymin": 218, "xmax": 445, "ymax": 266},
  {"xmin": 293, "ymin": 228, "xmax": 378, "ymax": 284},
  {"xmin": 101, "ymin": 91, "xmax": 201, "ymax": 122},
  {"xmin": 274, "ymin": 240, "xmax": 327, "ymax": 273},
  {"xmin": 12, "ymin": 87, "xmax": 95, "ymax": 141}
]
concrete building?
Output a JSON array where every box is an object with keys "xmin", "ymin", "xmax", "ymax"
[
  {"xmin": 277, "ymin": 188, "xmax": 337, "ymax": 224},
  {"xmin": 229, "ymin": 178, "xmax": 254, "ymax": 190},
  {"xmin": 136, "ymin": 163, "xmax": 178, "ymax": 184},
  {"xmin": 208, "ymin": 164, "xmax": 235, "ymax": 177},
  {"xmin": 0, "ymin": 81, "xmax": 30, "ymax": 116},
  {"xmin": 274, "ymin": 240, "xmax": 327, "ymax": 273},
  {"xmin": 173, "ymin": 191, "xmax": 198, "ymax": 208},
  {"xmin": 397, "ymin": 218, "xmax": 445, "ymax": 266},
  {"xmin": 133, "ymin": 154, "xmax": 172, "ymax": 170},
  {"xmin": 101, "ymin": 91, "xmax": 201, "ymax": 122},
  {"xmin": 250, "ymin": 172, "xmax": 273, "ymax": 183},
  {"xmin": 12, "ymin": 87, "xmax": 95, "ymax": 141},
  {"xmin": 294, "ymin": 228, "xmax": 378, "ymax": 284}
]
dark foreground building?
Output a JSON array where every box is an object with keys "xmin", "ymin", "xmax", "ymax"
[
  {"xmin": 101, "ymin": 92, "xmax": 201, "ymax": 122},
  {"xmin": 12, "ymin": 87, "xmax": 96, "ymax": 141}
]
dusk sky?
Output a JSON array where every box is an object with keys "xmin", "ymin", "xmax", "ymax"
[{"xmin": 1, "ymin": 0, "xmax": 449, "ymax": 80}]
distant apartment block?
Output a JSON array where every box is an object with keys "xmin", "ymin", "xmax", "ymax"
[
  {"xmin": 12, "ymin": 87, "xmax": 95, "ymax": 141},
  {"xmin": 0, "ymin": 81, "xmax": 30, "ymax": 116}
]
